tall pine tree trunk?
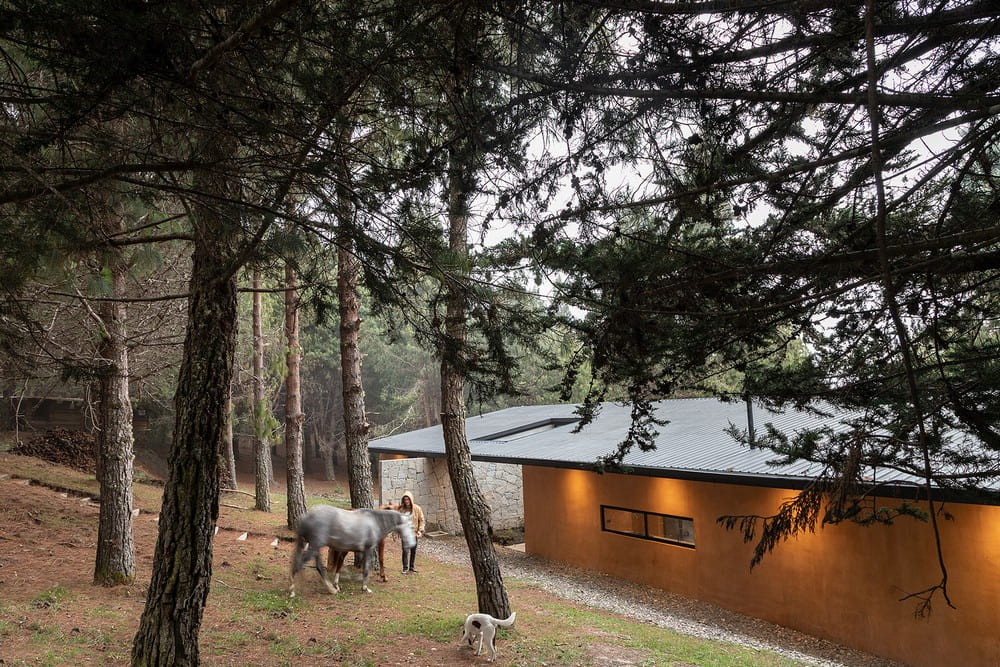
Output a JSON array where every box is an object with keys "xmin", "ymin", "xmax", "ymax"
[
  {"xmin": 422, "ymin": 377, "xmax": 433, "ymax": 427},
  {"xmin": 338, "ymin": 240, "xmax": 374, "ymax": 509},
  {"xmin": 331, "ymin": 395, "xmax": 347, "ymax": 470},
  {"xmin": 284, "ymin": 263, "xmax": 307, "ymax": 528},
  {"xmin": 336, "ymin": 129, "xmax": 375, "ymax": 511},
  {"xmin": 93, "ymin": 211, "xmax": 135, "ymax": 586},
  {"xmin": 441, "ymin": 135, "xmax": 510, "ymax": 618},
  {"xmin": 220, "ymin": 383, "xmax": 237, "ymax": 490},
  {"xmin": 316, "ymin": 418, "xmax": 336, "ymax": 481},
  {"xmin": 438, "ymin": 5, "xmax": 509, "ymax": 616},
  {"xmin": 131, "ymin": 145, "xmax": 240, "ymax": 665},
  {"xmin": 252, "ymin": 269, "xmax": 272, "ymax": 512}
]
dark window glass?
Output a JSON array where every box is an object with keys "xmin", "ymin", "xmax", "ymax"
[{"xmin": 601, "ymin": 505, "xmax": 694, "ymax": 548}]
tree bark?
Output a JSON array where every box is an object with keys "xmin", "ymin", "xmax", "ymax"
[
  {"xmin": 434, "ymin": 4, "xmax": 511, "ymax": 618},
  {"xmin": 339, "ymin": 239, "xmax": 375, "ymax": 509},
  {"xmin": 422, "ymin": 375, "xmax": 440, "ymax": 428},
  {"xmin": 131, "ymin": 139, "xmax": 240, "ymax": 666},
  {"xmin": 422, "ymin": 378, "xmax": 432, "ymax": 427},
  {"xmin": 252, "ymin": 269, "xmax": 272, "ymax": 512},
  {"xmin": 440, "ymin": 98, "xmax": 511, "ymax": 616},
  {"xmin": 331, "ymin": 393, "xmax": 347, "ymax": 470},
  {"xmin": 336, "ymin": 129, "xmax": 375, "ymax": 511},
  {"xmin": 93, "ymin": 211, "xmax": 135, "ymax": 587},
  {"xmin": 284, "ymin": 263, "xmax": 307, "ymax": 529},
  {"xmin": 220, "ymin": 382, "xmax": 237, "ymax": 490},
  {"xmin": 316, "ymin": 424, "xmax": 336, "ymax": 481}
]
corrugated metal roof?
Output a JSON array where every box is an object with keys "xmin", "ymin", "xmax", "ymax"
[
  {"xmin": 370, "ymin": 398, "xmax": 1000, "ymax": 499},
  {"xmin": 369, "ymin": 398, "xmax": 862, "ymax": 482}
]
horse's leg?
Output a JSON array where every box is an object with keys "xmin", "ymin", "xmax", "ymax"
[
  {"xmin": 325, "ymin": 547, "xmax": 337, "ymax": 572},
  {"xmin": 325, "ymin": 548, "xmax": 343, "ymax": 573},
  {"xmin": 377, "ymin": 538, "xmax": 387, "ymax": 582},
  {"xmin": 328, "ymin": 550, "xmax": 347, "ymax": 593},
  {"xmin": 325, "ymin": 548, "xmax": 337, "ymax": 591},
  {"xmin": 313, "ymin": 550, "xmax": 337, "ymax": 595},
  {"xmin": 360, "ymin": 547, "xmax": 374, "ymax": 593}
]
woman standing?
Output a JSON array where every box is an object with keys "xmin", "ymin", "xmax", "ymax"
[{"xmin": 398, "ymin": 491, "xmax": 425, "ymax": 573}]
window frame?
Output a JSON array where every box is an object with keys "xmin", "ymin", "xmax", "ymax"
[{"xmin": 600, "ymin": 504, "xmax": 695, "ymax": 549}]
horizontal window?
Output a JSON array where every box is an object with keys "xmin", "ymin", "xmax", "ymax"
[{"xmin": 601, "ymin": 505, "xmax": 694, "ymax": 548}]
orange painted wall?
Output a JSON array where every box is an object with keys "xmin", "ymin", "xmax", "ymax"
[{"xmin": 522, "ymin": 466, "xmax": 1000, "ymax": 666}]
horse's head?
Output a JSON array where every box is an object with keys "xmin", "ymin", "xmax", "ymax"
[{"xmin": 395, "ymin": 511, "xmax": 416, "ymax": 549}]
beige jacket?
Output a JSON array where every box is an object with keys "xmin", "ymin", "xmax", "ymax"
[{"xmin": 399, "ymin": 491, "xmax": 425, "ymax": 535}]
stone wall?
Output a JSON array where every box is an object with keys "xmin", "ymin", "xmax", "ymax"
[{"xmin": 379, "ymin": 456, "xmax": 523, "ymax": 534}]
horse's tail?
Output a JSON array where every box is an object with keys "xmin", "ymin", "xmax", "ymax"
[
  {"xmin": 496, "ymin": 612, "xmax": 516, "ymax": 627},
  {"xmin": 288, "ymin": 532, "xmax": 308, "ymax": 597},
  {"xmin": 289, "ymin": 533, "xmax": 307, "ymax": 578}
]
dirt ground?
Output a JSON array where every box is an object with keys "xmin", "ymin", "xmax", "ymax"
[
  {"xmin": 0, "ymin": 473, "xmax": 466, "ymax": 666},
  {"xmin": 2, "ymin": 458, "xmax": 731, "ymax": 667}
]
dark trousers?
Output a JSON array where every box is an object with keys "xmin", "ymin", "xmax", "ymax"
[{"xmin": 402, "ymin": 540, "xmax": 418, "ymax": 569}]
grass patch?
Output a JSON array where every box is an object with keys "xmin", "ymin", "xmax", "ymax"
[
  {"xmin": 306, "ymin": 495, "xmax": 350, "ymax": 509},
  {"xmin": 0, "ymin": 454, "xmax": 100, "ymax": 497},
  {"xmin": 64, "ymin": 626, "xmax": 121, "ymax": 653},
  {"xmin": 255, "ymin": 631, "xmax": 349, "ymax": 661},
  {"xmin": 241, "ymin": 589, "xmax": 303, "ymax": 619},
  {"xmin": 8, "ymin": 611, "xmax": 130, "ymax": 660},
  {"xmin": 202, "ymin": 629, "xmax": 255, "ymax": 656},
  {"xmin": 396, "ymin": 612, "xmax": 460, "ymax": 642},
  {"xmin": 9, "ymin": 622, "xmax": 94, "ymax": 665},
  {"xmin": 265, "ymin": 634, "xmax": 309, "ymax": 658},
  {"xmin": 31, "ymin": 585, "xmax": 72, "ymax": 610},
  {"xmin": 229, "ymin": 553, "xmax": 287, "ymax": 591},
  {"xmin": 534, "ymin": 600, "xmax": 801, "ymax": 666},
  {"xmin": 342, "ymin": 626, "xmax": 373, "ymax": 648},
  {"xmin": 23, "ymin": 648, "xmax": 83, "ymax": 667},
  {"xmin": 0, "ymin": 601, "xmax": 15, "ymax": 618},
  {"xmin": 84, "ymin": 604, "xmax": 129, "ymax": 621}
]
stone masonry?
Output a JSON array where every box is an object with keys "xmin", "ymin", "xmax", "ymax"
[{"xmin": 379, "ymin": 456, "xmax": 523, "ymax": 534}]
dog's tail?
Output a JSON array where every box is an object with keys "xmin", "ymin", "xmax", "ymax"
[{"xmin": 496, "ymin": 611, "xmax": 516, "ymax": 627}]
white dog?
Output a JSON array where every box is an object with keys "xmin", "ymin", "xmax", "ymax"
[{"xmin": 460, "ymin": 611, "xmax": 516, "ymax": 661}]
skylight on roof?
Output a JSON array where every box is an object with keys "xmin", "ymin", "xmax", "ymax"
[{"xmin": 477, "ymin": 417, "xmax": 579, "ymax": 442}]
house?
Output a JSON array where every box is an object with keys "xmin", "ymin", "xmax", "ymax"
[
  {"xmin": 369, "ymin": 398, "xmax": 1000, "ymax": 667},
  {"xmin": 1, "ymin": 395, "xmax": 152, "ymax": 434},
  {"xmin": 1, "ymin": 395, "xmax": 90, "ymax": 431}
]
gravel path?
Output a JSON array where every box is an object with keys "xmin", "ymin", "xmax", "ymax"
[{"xmin": 421, "ymin": 536, "xmax": 904, "ymax": 667}]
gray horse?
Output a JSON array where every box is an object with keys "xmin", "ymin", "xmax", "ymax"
[{"xmin": 289, "ymin": 505, "xmax": 415, "ymax": 597}]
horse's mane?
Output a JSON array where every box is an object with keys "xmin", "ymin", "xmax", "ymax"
[{"xmin": 357, "ymin": 507, "xmax": 402, "ymax": 534}]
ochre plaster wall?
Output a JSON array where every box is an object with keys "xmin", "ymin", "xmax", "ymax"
[{"xmin": 522, "ymin": 466, "xmax": 1000, "ymax": 666}]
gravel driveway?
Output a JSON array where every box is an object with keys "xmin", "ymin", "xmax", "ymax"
[{"xmin": 421, "ymin": 535, "xmax": 905, "ymax": 667}]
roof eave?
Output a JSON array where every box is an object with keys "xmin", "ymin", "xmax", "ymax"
[{"xmin": 369, "ymin": 447, "xmax": 1000, "ymax": 506}]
